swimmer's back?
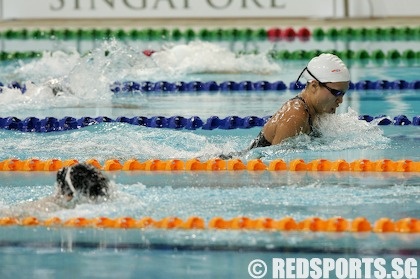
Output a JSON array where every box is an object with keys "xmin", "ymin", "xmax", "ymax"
[{"xmin": 261, "ymin": 96, "xmax": 313, "ymax": 145}]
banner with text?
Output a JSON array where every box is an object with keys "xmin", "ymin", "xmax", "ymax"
[{"xmin": 2, "ymin": 0, "xmax": 337, "ymax": 19}]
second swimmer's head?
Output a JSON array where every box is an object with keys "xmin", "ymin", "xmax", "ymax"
[{"xmin": 56, "ymin": 163, "xmax": 110, "ymax": 201}]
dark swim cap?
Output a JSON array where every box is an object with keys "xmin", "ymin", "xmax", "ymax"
[{"xmin": 56, "ymin": 163, "xmax": 110, "ymax": 199}]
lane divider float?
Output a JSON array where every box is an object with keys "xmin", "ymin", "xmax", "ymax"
[
  {"xmin": 109, "ymin": 79, "xmax": 420, "ymax": 92},
  {"xmin": 2, "ymin": 79, "xmax": 420, "ymax": 94},
  {"xmin": 0, "ymin": 158, "xmax": 419, "ymax": 172},
  {"xmin": 2, "ymin": 49, "xmax": 420, "ymax": 63},
  {"xmin": 0, "ymin": 216, "xmax": 418, "ymax": 233},
  {"xmin": 0, "ymin": 114, "xmax": 418, "ymax": 133},
  {"xmin": 1, "ymin": 26, "xmax": 420, "ymax": 41}
]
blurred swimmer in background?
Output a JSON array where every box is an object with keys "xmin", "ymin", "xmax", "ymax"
[{"xmin": 0, "ymin": 163, "xmax": 111, "ymax": 217}]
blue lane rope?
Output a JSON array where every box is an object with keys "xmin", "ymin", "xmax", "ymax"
[
  {"xmin": 1, "ymin": 79, "xmax": 420, "ymax": 94},
  {"xmin": 0, "ymin": 115, "xmax": 418, "ymax": 133},
  {"xmin": 84, "ymin": 79, "xmax": 420, "ymax": 92}
]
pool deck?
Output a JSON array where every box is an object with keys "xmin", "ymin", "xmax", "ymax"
[{"xmin": 0, "ymin": 17, "xmax": 419, "ymax": 30}]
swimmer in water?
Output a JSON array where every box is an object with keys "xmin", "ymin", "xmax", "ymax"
[
  {"xmin": 1, "ymin": 163, "xmax": 111, "ymax": 217},
  {"xmin": 55, "ymin": 163, "xmax": 110, "ymax": 202},
  {"xmin": 45, "ymin": 78, "xmax": 75, "ymax": 96},
  {"xmin": 21, "ymin": 78, "xmax": 75, "ymax": 97},
  {"xmin": 249, "ymin": 53, "xmax": 351, "ymax": 149},
  {"xmin": 219, "ymin": 53, "xmax": 350, "ymax": 159}
]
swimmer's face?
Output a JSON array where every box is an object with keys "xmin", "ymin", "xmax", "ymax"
[{"xmin": 315, "ymin": 81, "xmax": 349, "ymax": 114}]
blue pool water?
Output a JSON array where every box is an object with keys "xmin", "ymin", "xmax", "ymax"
[{"xmin": 0, "ymin": 37, "xmax": 419, "ymax": 278}]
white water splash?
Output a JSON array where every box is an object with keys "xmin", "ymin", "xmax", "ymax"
[
  {"xmin": 245, "ymin": 107, "xmax": 391, "ymax": 161},
  {"xmin": 0, "ymin": 123, "xmax": 228, "ymax": 162},
  {"xmin": 150, "ymin": 41, "xmax": 281, "ymax": 77},
  {"xmin": 9, "ymin": 40, "xmax": 282, "ymax": 83},
  {"xmin": 312, "ymin": 107, "xmax": 391, "ymax": 150},
  {"xmin": 14, "ymin": 50, "xmax": 81, "ymax": 82},
  {"xmin": 1, "ymin": 40, "xmax": 281, "ymax": 113}
]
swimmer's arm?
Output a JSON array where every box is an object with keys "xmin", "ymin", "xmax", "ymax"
[
  {"xmin": 5, "ymin": 196, "xmax": 62, "ymax": 216},
  {"xmin": 270, "ymin": 106, "xmax": 310, "ymax": 145},
  {"xmin": 18, "ymin": 196, "xmax": 56, "ymax": 207}
]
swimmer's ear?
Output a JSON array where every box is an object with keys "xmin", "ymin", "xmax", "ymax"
[
  {"xmin": 66, "ymin": 192, "xmax": 74, "ymax": 201},
  {"xmin": 308, "ymin": 81, "xmax": 320, "ymax": 92}
]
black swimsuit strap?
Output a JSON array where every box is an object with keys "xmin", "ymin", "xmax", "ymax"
[
  {"xmin": 291, "ymin": 96, "xmax": 313, "ymax": 132},
  {"xmin": 245, "ymin": 95, "xmax": 315, "ymax": 153}
]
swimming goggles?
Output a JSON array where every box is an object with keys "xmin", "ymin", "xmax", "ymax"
[{"xmin": 296, "ymin": 67, "xmax": 347, "ymax": 97}]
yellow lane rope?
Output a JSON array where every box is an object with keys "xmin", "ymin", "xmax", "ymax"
[
  {"xmin": 0, "ymin": 158, "xmax": 419, "ymax": 172},
  {"xmin": 0, "ymin": 216, "xmax": 418, "ymax": 233}
]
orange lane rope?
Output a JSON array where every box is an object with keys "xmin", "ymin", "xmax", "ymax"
[
  {"xmin": 0, "ymin": 158, "xmax": 419, "ymax": 172},
  {"xmin": 0, "ymin": 216, "xmax": 418, "ymax": 233}
]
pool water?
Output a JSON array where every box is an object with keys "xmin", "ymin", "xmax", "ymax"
[{"xmin": 0, "ymin": 34, "xmax": 419, "ymax": 278}]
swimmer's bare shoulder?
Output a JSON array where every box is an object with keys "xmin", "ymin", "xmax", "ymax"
[
  {"xmin": 0, "ymin": 196, "xmax": 67, "ymax": 218},
  {"xmin": 262, "ymin": 98, "xmax": 311, "ymax": 145}
]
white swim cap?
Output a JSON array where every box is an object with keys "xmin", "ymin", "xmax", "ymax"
[{"xmin": 302, "ymin": 53, "xmax": 350, "ymax": 83}]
